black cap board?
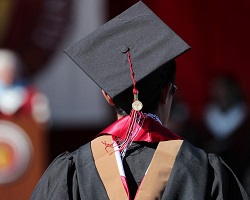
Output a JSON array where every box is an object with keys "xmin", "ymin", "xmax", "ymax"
[{"xmin": 64, "ymin": 1, "xmax": 190, "ymax": 99}]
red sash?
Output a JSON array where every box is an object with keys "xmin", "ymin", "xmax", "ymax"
[{"xmin": 99, "ymin": 114, "xmax": 181, "ymax": 143}]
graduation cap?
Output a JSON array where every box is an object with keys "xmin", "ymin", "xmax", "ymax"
[{"xmin": 64, "ymin": 1, "xmax": 190, "ymax": 101}]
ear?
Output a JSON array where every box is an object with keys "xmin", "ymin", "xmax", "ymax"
[
  {"xmin": 102, "ymin": 90, "xmax": 115, "ymax": 106},
  {"xmin": 160, "ymin": 84, "xmax": 172, "ymax": 104}
]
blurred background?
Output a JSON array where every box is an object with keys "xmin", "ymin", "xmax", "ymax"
[{"xmin": 0, "ymin": 0, "xmax": 250, "ymax": 199}]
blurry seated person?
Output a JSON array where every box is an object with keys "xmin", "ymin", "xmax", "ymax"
[
  {"xmin": 0, "ymin": 49, "xmax": 50, "ymax": 123},
  {"xmin": 31, "ymin": 2, "xmax": 249, "ymax": 200},
  {"xmin": 194, "ymin": 74, "xmax": 250, "ymax": 195}
]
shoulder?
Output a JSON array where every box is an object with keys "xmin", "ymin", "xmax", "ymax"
[
  {"xmin": 178, "ymin": 140, "xmax": 244, "ymax": 177},
  {"xmin": 177, "ymin": 140, "xmax": 209, "ymax": 168},
  {"xmin": 207, "ymin": 153, "xmax": 249, "ymax": 199},
  {"xmin": 31, "ymin": 142, "xmax": 92, "ymax": 199},
  {"xmin": 176, "ymin": 140, "xmax": 249, "ymax": 199},
  {"xmin": 43, "ymin": 141, "xmax": 93, "ymax": 175}
]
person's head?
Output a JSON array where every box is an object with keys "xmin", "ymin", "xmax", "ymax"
[
  {"xmin": 103, "ymin": 60, "xmax": 177, "ymax": 124},
  {"xmin": 64, "ymin": 1, "xmax": 190, "ymax": 125},
  {"xmin": 210, "ymin": 74, "xmax": 244, "ymax": 111}
]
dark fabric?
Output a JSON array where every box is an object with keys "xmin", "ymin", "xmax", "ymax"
[
  {"xmin": 162, "ymin": 141, "xmax": 249, "ymax": 199},
  {"xmin": 31, "ymin": 140, "xmax": 249, "ymax": 200},
  {"xmin": 189, "ymin": 114, "xmax": 250, "ymax": 193},
  {"xmin": 123, "ymin": 142, "xmax": 158, "ymax": 199},
  {"xmin": 31, "ymin": 143, "xmax": 109, "ymax": 200}
]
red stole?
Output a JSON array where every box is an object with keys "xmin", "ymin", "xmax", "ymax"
[
  {"xmin": 92, "ymin": 115, "xmax": 183, "ymax": 199},
  {"xmin": 91, "ymin": 135, "xmax": 183, "ymax": 200},
  {"xmin": 99, "ymin": 114, "xmax": 182, "ymax": 143}
]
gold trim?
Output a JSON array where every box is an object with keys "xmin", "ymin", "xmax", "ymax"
[
  {"xmin": 136, "ymin": 140, "xmax": 183, "ymax": 199},
  {"xmin": 91, "ymin": 135, "xmax": 128, "ymax": 200},
  {"xmin": 91, "ymin": 135, "xmax": 183, "ymax": 200}
]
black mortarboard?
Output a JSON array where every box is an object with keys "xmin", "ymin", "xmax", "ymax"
[{"xmin": 64, "ymin": 1, "xmax": 190, "ymax": 99}]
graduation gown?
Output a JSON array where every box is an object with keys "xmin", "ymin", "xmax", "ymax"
[{"xmin": 31, "ymin": 135, "xmax": 249, "ymax": 200}]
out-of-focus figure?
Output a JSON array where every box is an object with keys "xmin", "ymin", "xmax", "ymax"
[
  {"xmin": 0, "ymin": 49, "xmax": 50, "ymax": 200},
  {"xmin": 193, "ymin": 75, "xmax": 250, "ymax": 194},
  {"xmin": 0, "ymin": 49, "xmax": 50, "ymax": 122}
]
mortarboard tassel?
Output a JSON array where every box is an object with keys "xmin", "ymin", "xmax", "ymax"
[
  {"xmin": 101, "ymin": 51, "xmax": 146, "ymax": 157},
  {"xmin": 114, "ymin": 51, "xmax": 145, "ymax": 157}
]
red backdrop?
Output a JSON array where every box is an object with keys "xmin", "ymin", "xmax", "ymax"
[
  {"xmin": 0, "ymin": 0, "xmax": 72, "ymax": 76},
  {"xmin": 108, "ymin": 0, "xmax": 250, "ymax": 119}
]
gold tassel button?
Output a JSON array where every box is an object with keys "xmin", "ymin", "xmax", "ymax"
[{"xmin": 132, "ymin": 100, "xmax": 143, "ymax": 111}]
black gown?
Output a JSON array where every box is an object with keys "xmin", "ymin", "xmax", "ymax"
[{"xmin": 31, "ymin": 136, "xmax": 249, "ymax": 200}]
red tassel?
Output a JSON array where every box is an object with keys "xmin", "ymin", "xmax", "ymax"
[{"xmin": 102, "ymin": 51, "xmax": 145, "ymax": 156}]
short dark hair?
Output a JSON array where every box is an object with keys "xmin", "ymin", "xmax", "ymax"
[{"xmin": 113, "ymin": 60, "xmax": 176, "ymax": 115}]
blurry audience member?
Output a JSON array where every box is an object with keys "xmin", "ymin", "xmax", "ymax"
[
  {"xmin": 0, "ymin": 49, "xmax": 50, "ymax": 123},
  {"xmin": 194, "ymin": 74, "xmax": 250, "ymax": 193}
]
